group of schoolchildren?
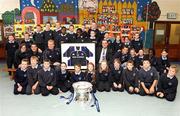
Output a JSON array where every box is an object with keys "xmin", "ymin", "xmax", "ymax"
[{"xmin": 5, "ymin": 22, "xmax": 178, "ymax": 101}]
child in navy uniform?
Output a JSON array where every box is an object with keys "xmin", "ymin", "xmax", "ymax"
[
  {"xmin": 43, "ymin": 22, "xmax": 54, "ymax": 48},
  {"xmin": 74, "ymin": 28, "xmax": 89, "ymax": 43},
  {"xmin": 139, "ymin": 59, "xmax": 158, "ymax": 96},
  {"xmin": 71, "ymin": 64, "xmax": 85, "ymax": 83},
  {"xmin": 113, "ymin": 46, "xmax": 129, "ymax": 68},
  {"xmin": 157, "ymin": 49, "xmax": 170, "ymax": 75},
  {"xmin": 156, "ymin": 65, "xmax": 178, "ymax": 101},
  {"xmin": 136, "ymin": 49, "xmax": 144, "ymax": 70},
  {"xmin": 67, "ymin": 25, "xmax": 76, "ymax": 43},
  {"xmin": 56, "ymin": 62, "xmax": 71, "ymax": 92},
  {"xmin": 128, "ymin": 48, "xmax": 138, "ymax": 67},
  {"xmin": 26, "ymin": 56, "xmax": 41, "ymax": 95},
  {"xmin": 14, "ymin": 43, "xmax": 30, "ymax": 68},
  {"xmin": 58, "ymin": 26, "xmax": 69, "ymax": 44},
  {"xmin": 111, "ymin": 59, "xmax": 124, "ymax": 92},
  {"xmin": 53, "ymin": 22, "xmax": 61, "ymax": 45},
  {"xmin": 113, "ymin": 35, "xmax": 123, "ymax": 54},
  {"xmin": 21, "ymin": 32, "xmax": 33, "ymax": 50},
  {"xmin": 5, "ymin": 34, "xmax": 19, "ymax": 75},
  {"xmin": 33, "ymin": 25, "xmax": 44, "ymax": 51},
  {"xmin": 14, "ymin": 59, "xmax": 29, "ymax": 95},
  {"xmin": 96, "ymin": 60, "xmax": 112, "ymax": 92},
  {"xmin": 28, "ymin": 43, "xmax": 43, "ymax": 63},
  {"xmin": 38, "ymin": 59, "xmax": 59, "ymax": 96},
  {"xmin": 85, "ymin": 62, "xmax": 96, "ymax": 92},
  {"xmin": 148, "ymin": 48, "xmax": 158, "ymax": 70},
  {"xmin": 123, "ymin": 60, "xmax": 139, "ymax": 94},
  {"xmin": 131, "ymin": 33, "xmax": 143, "ymax": 53}
]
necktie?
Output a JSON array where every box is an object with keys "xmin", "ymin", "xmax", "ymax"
[{"xmin": 102, "ymin": 48, "xmax": 106, "ymax": 60}]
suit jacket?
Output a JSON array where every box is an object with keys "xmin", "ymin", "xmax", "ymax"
[{"xmin": 96, "ymin": 47, "xmax": 112, "ymax": 64}]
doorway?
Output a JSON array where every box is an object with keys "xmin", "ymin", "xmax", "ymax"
[{"xmin": 154, "ymin": 21, "xmax": 180, "ymax": 61}]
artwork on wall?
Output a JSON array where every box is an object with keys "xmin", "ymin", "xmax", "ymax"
[
  {"xmin": 20, "ymin": 0, "xmax": 78, "ymax": 24},
  {"xmin": 0, "ymin": 0, "xmax": 161, "ymax": 40},
  {"xmin": 43, "ymin": 16, "xmax": 58, "ymax": 24},
  {"xmin": 79, "ymin": 0, "xmax": 98, "ymax": 9},
  {"xmin": 3, "ymin": 25, "xmax": 14, "ymax": 38}
]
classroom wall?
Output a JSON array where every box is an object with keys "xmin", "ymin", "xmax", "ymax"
[
  {"xmin": 153, "ymin": 0, "xmax": 180, "ymax": 21},
  {"xmin": 0, "ymin": 0, "xmax": 19, "ymax": 19},
  {"xmin": 0, "ymin": 0, "xmax": 179, "ymax": 21}
]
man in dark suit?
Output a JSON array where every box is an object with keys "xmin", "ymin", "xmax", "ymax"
[{"xmin": 96, "ymin": 40, "xmax": 112, "ymax": 65}]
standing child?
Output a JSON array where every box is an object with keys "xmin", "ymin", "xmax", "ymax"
[
  {"xmin": 96, "ymin": 60, "xmax": 111, "ymax": 92},
  {"xmin": 38, "ymin": 59, "xmax": 59, "ymax": 96},
  {"xmin": 43, "ymin": 22, "xmax": 54, "ymax": 49},
  {"xmin": 131, "ymin": 33, "xmax": 143, "ymax": 53},
  {"xmin": 5, "ymin": 34, "xmax": 19, "ymax": 75},
  {"xmin": 33, "ymin": 25, "xmax": 44, "ymax": 51},
  {"xmin": 139, "ymin": 59, "xmax": 158, "ymax": 96},
  {"xmin": 123, "ymin": 36, "xmax": 132, "ymax": 50},
  {"xmin": 112, "ymin": 35, "xmax": 123, "ymax": 54},
  {"xmin": 123, "ymin": 60, "xmax": 139, "ymax": 94},
  {"xmin": 111, "ymin": 59, "xmax": 124, "ymax": 92},
  {"xmin": 67, "ymin": 25, "xmax": 76, "ymax": 43},
  {"xmin": 56, "ymin": 62, "xmax": 71, "ymax": 92},
  {"xmin": 26, "ymin": 56, "xmax": 41, "ymax": 95},
  {"xmin": 156, "ymin": 65, "xmax": 178, "ymax": 101},
  {"xmin": 14, "ymin": 59, "xmax": 29, "ymax": 95},
  {"xmin": 21, "ymin": 32, "xmax": 33, "ymax": 50}
]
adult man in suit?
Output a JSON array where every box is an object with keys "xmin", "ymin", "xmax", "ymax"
[{"xmin": 96, "ymin": 40, "xmax": 112, "ymax": 65}]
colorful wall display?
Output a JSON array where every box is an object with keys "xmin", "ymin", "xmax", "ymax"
[
  {"xmin": 2, "ymin": 0, "xmax": 161, "ymax": 40},
  {"xmin": 20, "ymin": 0, "xmax": 78, "ymax": 24},
  {"xmin": 19, "ymin": 0, "xmax": 151, "ymax": 25}
]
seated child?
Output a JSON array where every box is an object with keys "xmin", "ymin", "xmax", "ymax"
[
  {"xmin": 85, "ymin": 62, "xmax": 96, "ymax": 91},
  {"xmin": 71, "ymin": 64, "xmax": 85, "ymax": 83},
  {"xmin": 111, "ymin": 59, "xmax": 124, "ymax": 92},
  {"xmin": 96, "ymin": 60, "xmax": 111, "ymax": 92},
  {"xmin": 56, "ymin": 62, "xmax": 71, "ymax": 92},
  {"xmin": 26, "ymin": 56, "xmax": 41, "ymax": 95},
  {"xmin": 123, "ymin": 60, "xmax": 139, "ymax": 94},
  {"xmin": 38, "ymin": 59, "xmax": 59, "ymax": 96},
  {"xmin": 14, "ymin": 59, "xmax": 29, "ymax": 95},
  {"xmin": 156, "ymin": 65, "xmax": 178, "ymax": 101},
  {"xmin": 139, "ymin": 59, "xmax": 158, "ymax": 96}
]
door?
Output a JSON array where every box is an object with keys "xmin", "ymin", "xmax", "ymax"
[
  {"xmin": 154, "ymin": 21, "xmax": 180, "ymax": 61},
  {"xmin": 0, "ymin": 20, "xmax": 5, "ymax": 60}
]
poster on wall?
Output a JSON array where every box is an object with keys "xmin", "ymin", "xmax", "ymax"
[
  {"xmin": 43, "ymin": 16, "xmax": 58, "ymax": 24},
  {"xmin": 79, "ymin": 0, "xmax": 98, "ymax": 13},
  {"xmin": 61, "ymin": 43, "xmax": 95, "ymax": 69},
  {"xmin": 4, "ymin": 25, "xmax": 14, "ymax": 38}
]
